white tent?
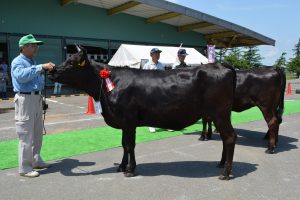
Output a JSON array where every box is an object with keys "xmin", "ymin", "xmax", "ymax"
[{"xmin": 108, "ymin": 44, "xmax": 208, "ymax": 69}]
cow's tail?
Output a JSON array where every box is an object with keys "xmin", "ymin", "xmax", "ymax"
[
  {"xmin": 276, "ymin": 67, "xmax": 286, "ymax": 124},
  {"xmin": 223, "ymin": 63, "xmax": 237, "ymax": 103}
]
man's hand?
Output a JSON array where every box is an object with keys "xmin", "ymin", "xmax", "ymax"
[{"xmin": 42, "ymin": 62, "xmax": 55, "ymax": 72}]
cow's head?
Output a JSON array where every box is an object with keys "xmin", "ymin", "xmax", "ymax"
[{"xmin": 48, "ymin": 45, "xmax": 98, "ymax": 92}]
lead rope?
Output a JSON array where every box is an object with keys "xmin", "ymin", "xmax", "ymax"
[
  {"xmin": 42, "ymin": 98, "xmax": 47, "ymax": 135},
  {"xmin": 42, "ymin": 70, "xmax": 48, "ymax": 135}
]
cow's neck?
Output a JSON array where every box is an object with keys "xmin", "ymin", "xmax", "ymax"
[{"xmin": 87, "ymin": 61, "xmax": 111, "ymax": 102}]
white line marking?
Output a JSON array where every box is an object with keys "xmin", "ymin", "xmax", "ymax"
[
  {"xmin": 45, "ymin": 117, "xmax": 103, "ymax": 125},
  {"xmin": 47, "ymin": 99, "xmax": 58, "ymax": 103},
  {"xmin": 47, "ymin": 98, "xmax": 86, "ymax": 109},
  {"xmin": 0, "ymin": 117, "xmax": 103, "ymax": 131}
]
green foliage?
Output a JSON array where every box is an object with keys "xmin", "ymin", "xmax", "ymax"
[
  {"xmin": 242, "ymin": 46, "xmax": 263, "ymax": 67},
  {"xmin": 286, "ymin": 38, "xmax": 300, "ymax": 76},
  {"xmin": 224, "ymin": 48, "xmax": 250, "ymax": 69},
  {"xmin": 287, "ymin": 55, "xmax": 300, "ymax": 76},
  {"xmin": 293, "ymin": 38, "xmax": 300, "ymax": 57},
  {"xmin": 215, "ymin": 48, "xmax": 227, "ymax": 63},
  {"xmin": 274, "ymin": 52, "xmax": 287, "ymax": 68},
  {"xmin": 216, "ymin": 46, "xmax": 263, "ymax": 69}
]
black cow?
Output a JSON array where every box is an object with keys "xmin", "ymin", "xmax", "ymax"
[
  {"xmin": 199, "ymin": 67, "xmax": 286, "ymax": 154},
  {"xmin": 48, "ymin": 46, "xmax": 237, "ymax": 180}
]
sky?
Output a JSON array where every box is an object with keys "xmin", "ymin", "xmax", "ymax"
[{"xmin": 166, "ymin": 0, "xmax": 300, "ymax": 65}]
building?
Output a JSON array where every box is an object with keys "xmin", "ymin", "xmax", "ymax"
[{"xmin": 0, "ymin": 0, "xmax": 275, "ymax": 95}]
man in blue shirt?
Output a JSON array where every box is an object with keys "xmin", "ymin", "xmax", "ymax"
[
  {"xmin": 143, "ymin": 48, "xmax": 165, "ymax": 71},
  {"xmin": 143, "ymin": 48, "xmax": 165, "ymax": 133},
  {"xmin": 11, "ymin": 34, "xmax": 55, "ymax": 178}
]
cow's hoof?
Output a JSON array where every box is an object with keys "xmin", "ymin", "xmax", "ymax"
[
  {"xmin": 198, "ymin": 136, "xmax": 206, "ymax": 141},
  {"xmin": 218, "ymin": 174, "xmax": 230, "ymax": 180},
  {"xmin": 265, "ymin": 148, "xmax": 275, "ymax": 154},
  {"xmin": 124, "ymin": 171, "xmax": 136, "ymax": 177}
]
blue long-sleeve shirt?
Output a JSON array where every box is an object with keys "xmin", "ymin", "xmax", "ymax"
[{"xmin": 11, "ymin": 54, "xmax": 44, "ymax": 92}]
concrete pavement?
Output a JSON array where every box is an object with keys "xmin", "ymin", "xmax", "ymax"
[{"xmin": 0, "ymin": 113, "xmax": 299, "ymax": 200}]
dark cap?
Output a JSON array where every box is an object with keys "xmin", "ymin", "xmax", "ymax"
[
  {"xmin": 150, "ymin": 48, "xmax": 162, "ymax": 54},
  {"xmin": 178, "ymin": 49, "xmax": 188, "ymax": 56}
]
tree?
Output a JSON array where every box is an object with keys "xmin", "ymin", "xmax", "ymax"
[
  {"xmin": 293, "ymin": 38, "xmax": 300, "ymax": 57},
  {"xmin": 215, "ymin": 48, "xmax": 227, "ymax": 63},
  {"xmin": 223, "ymin": 48, "xmax": 250, "ymax": 69},
  {"xmin": 286, "ymin": 38, "xmax": 300, "ymax": 77},
  {"xmin": 242, "ymin": 46, "xmax": 263, "ymax": 67},
  {"xmin": 287, "ymin": 55, "xmax": 300, "ymax": 77},
  {"xmin": 274, "ymin": 52, "xmax": 287, "ymax": 68}
]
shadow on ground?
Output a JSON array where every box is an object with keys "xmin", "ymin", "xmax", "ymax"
[
  {"xmin": 194, "ymin": 128, "xmax": 298, "ymax": 153},
  {"xmin": 42, "ymin": 159, "xmax": 257, "ymax": 180},
  {"xmin": 235, "ymin": 128, "xmax": 298, "ymax": 153},
  {"xmin": 39, "ymin": 158, "xmax": 95, "ymax": 176},
  {"xmin": 91, "ymin": 161, "xmax": 257, "ymax": 179}
]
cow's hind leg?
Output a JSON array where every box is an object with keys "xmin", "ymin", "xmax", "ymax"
[
  {"xmin": 264, "ymin": 130, "xmax": 270, "ymax": 140},
  {"xmin": 260, "ymin": 107, "xmax": 279, "ymax": 154},
  {"xmin": 199, "ymin": 117, "xmax": 208, "ymax": 141},
  {"xmin": 265, "ymin": 116, "xmax": 279, "ymax": 154},
  {"xmin": 207, "ymin": 119, "xmax": 213, "ymax": 140},
  {"xmin": 215, "ymin": 116, "xmax": 237, "ymax": 180}
]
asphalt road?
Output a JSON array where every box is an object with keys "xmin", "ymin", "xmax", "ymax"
[
  {"xmin": 0, "ymin": 95, "xmax": 106, "ymax": 141},
  {"xmin": 0, "ymin": 112, "xmax": 299, "ymax": 200}
]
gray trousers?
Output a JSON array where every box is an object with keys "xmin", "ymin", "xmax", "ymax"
[{"xmin": 14, "ymin": 93, "xmax": 44, "ymax": 173}]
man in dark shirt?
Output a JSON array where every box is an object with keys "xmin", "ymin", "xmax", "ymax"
[{"xmin": 172, "ymin": 49, "xmax": 189, "ymax": 69}]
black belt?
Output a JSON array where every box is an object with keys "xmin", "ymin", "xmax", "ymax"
[{"xmin": 18, "ymin": 91, "xmax": 41, "ymax": 95}]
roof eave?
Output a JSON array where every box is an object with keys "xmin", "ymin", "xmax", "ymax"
[{"xmin": 134, "ymin": 0, "xmax": 275, "ymax": 46}]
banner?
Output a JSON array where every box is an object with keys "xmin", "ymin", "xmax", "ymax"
[{"xmin": 207, "ymin": 45, "xmax": 215, "ymax": 63}]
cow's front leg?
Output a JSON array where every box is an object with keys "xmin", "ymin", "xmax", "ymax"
[
  {"xmin": 122, "ymin": 127, "xmax": 137, "ymax": 177},
  {"xmin": 117, "ymin": 132, "xmax": 128, "ymax": 172}
]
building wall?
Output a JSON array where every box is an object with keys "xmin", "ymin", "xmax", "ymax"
[
  {"xmin": 0, "ymin": 0, "xmax": 205, "ymax": 46},
  {"xmin": 0, "ymin": 0, "xmax": 207, "ymax": 91}
]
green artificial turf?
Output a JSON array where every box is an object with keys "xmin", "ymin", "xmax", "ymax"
[{"xmin": 1, "ymin": 100, "xmax": 300, "ymax": 170}]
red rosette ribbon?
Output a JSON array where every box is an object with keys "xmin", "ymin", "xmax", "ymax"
[{"xmin": 99, "ymin": 69, "xmax": 115, "ymax": 92}]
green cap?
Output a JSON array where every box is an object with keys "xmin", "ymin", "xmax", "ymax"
[{"xmin": 19, "ymin": 34, "xmax": 44, "ymax": 47}]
